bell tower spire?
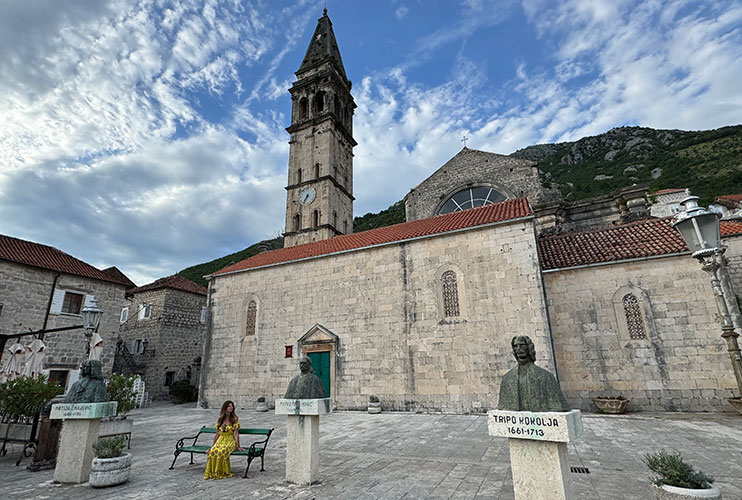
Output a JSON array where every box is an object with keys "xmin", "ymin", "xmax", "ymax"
[{"xmin": 283, "ymin": 10, "xmax": 356, "ymax": 248}]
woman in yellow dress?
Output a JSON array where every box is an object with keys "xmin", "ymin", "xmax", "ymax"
[{"xmin": 204, "ymin": 400, "xmax": 244, "ymax": 479}]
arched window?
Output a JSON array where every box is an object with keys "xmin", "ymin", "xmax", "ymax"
[
  {"xmin": 442, "ymin": 270, "xmax": 460, "ymax": 317},
  {"xmin": 245, "ymin": 300, "xmax": 257, "ymax": 336},
  {"xmin": 297, "ymin": 168, "xmax": 302, "ymax": 184},
  {"xmin": 313, "ymin": 210, "xmax": 319, "ymax": 227},
  {"xmin": 314, "ymin": 163, "xmax": 320, "ymax": 178},
  {"xmin": 314, "ymin": 91, "xmax": 325, "ymax": 113},
  {"xmin": 293, "ymin": 213, "xmax": 301, "ymax": 231},
  {"xmin": 298, "ymin": 97, "xmax": 308, "ymax": 120},
  {"xmin": 622, "ymin": 293, "xmax": 646, "ymax": 339},
  {"xmin": 437, "ymin": 186, "xmax": 507, "ymax": 215}
]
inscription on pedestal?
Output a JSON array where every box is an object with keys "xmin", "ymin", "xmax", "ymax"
[
  {"xmin": 275, "ymin": 398, "xmax": 332, "ymax": 415},
  {"xmin": 50, "ymin": 402, "xmax": 118, "ymax": 420},
  {"xmin": 487, "ymin": 409, "xmax": 582, "ymax": 442}
]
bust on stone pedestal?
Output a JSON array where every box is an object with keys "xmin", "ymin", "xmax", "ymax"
[
  {"xmin": 64, "ymin": 360, "xmax": 110, "ymax": 404},
  {"xmin": 284, "ymin": 356, "xmax": 326, "ymax": 399}
]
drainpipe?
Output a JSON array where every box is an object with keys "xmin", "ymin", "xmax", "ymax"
[{"xmin": 40, "ymin": 273, "xmax": 60, "ymax": 341}]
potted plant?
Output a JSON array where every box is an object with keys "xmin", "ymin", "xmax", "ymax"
[
  {"xmin": 593, "ymin": 395, "xmax": 629, "ymax": 414},
  {"xmin": 255, "ymin": 396, "xmax": 268, "ymax": 412},
  {"xmin": 89, "ymin": 436, "xmax": 132, "ymax": 487},
  {"xmin": 643, "ymin": 450, "xmax": 721, "ymax": 500},
  {"xmin": 0, "ymin": 375, "xmax": 61, "ymax": 441},
  {"xmin": 368, "ymin": 395, "xmax": 381, "ymax": 414},
  {"xmin": 100, "ymin": 374, "xmax": 137, "ymax": 440}
]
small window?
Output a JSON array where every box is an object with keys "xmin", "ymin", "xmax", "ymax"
[
  {"xmin": 245, "ymin": 300, "xmax": 257, "ymax": 336},
  {"xmin": 297, "ymin": 168, "xmax": 303, "ymax": 184},
  {"xmin": 294, "ymin": 213, "xmax": 302, "ymax": 231},
  {"xmin": 62, "ymin": 292, "xmax": 84, "ymax": 315},
  {"xmin": 442, "ymin": 270, "xmax": 460, "ymax": 317},
  {"xmin": 131, "ymin": 339, "xmax": 147, "ymax": 354},
  {"xmin": 314, "ymin": 91, "xmax": 325, "ymax": 113},
  {"xmin": 200, "ymin": 306, "xmax": 208, "ymax": 324},
  {"xmin": 165, "ymin": 372, "xmax": 175, "ymax": 386},
  {"xmin": 120, "ymin": 307, "xmax": 129, "ymax": 324},
  {"xmin": 313, "ymin": 210, "xmax": 319, "ymax": 227},
  {"xmin": 314, "ymin": 163, "xmax": 320, "ymax": 178},
  {"xmin": 48, "ymin": 370, "xmax": 70, "ymax": 392},
  {"xmin": 623, "ymin": 294, "xmax": 647, "ymax": 339},
  {"xmin": 0, "ymin": 303, "xmax": 3, "ymax": 317},
  {"xmin": 333, "ymin": 211, "xmax": 337, "ymax": 228},
  {"xmin": 138, "ymin": 304, "xmax": 151, "ymax": 320},
  {"xmin": 298, "ymin": 97, "xmax": 308, "ymax": 119},
  {"xmin": 343, "ymin": 220, "xmax": 348, "ymax": 233}
]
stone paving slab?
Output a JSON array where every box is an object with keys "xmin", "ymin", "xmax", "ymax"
[{"xmin": 1, "ymin": 402, "xmax": 740, "ymax": 500}]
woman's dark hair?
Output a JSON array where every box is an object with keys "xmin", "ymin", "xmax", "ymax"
[{"xmin": 218, "ymin": 400, "xmax": 238, "ymax": 429}]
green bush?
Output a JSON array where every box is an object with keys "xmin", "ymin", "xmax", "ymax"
[
  {"xmin": 107, "ymin": 374, "xmax": 138, "ymax": 416},
  {"xmin": 643, "ymin": 450, "xmax": 714, "ymax": 489},
  {"xmin": 0, "ymin": 375, "xmax": 62, "ymax": 420},
  {"xmin": 169, "ymin": 379, "xmax": 197, "ymax": 404},
  {"xmin": 93, "ymin": 436, "xmax": 125, "ymax": 458}
]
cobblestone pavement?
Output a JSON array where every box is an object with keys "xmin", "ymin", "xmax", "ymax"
[{"xmin": 1, "ymin": 402, "xmax": 741, "ymax": 500}]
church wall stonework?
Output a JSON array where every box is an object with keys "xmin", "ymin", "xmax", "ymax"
[
  {"xmin": 545, "ymin": 256, "xmax": 741, "ymax": 412},
  {"xmin": 202, "ymin": 219, "xmax": 553, "ymax": 413},
  {"xmin": 404, "ymin": 148, "xmax": 559, "ymax": 222}
]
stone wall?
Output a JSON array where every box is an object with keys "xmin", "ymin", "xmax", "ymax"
[
  {"xmin": 404, "ymin": 149, "xmax": 559, "ymax": 222},
  {"xmin": 117, "ymin": 287, "xmax": 205, "ymax": 400},
  {"xmin": 202, "ymin": 219, "xmax": 552, "ymax": 413},
  {"xmin": 0, "ymin": 261, "xmax": 127, "ymax": 389},
  {"xmin": 544, "ymin": 255, "xmax": 741, "ymax": 412}
]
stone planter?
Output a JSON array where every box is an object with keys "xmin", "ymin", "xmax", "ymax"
[
  {"xmin": 593, "ymin": 398, "xmax": 629, "ymax": 414},
  {"xmin": 89, "ymin": 452, "xmax": 132, "ymax": 487},
  {"xmin": 728, "ymin": 397, "xmax": 742, "ymax": 415},
  {"xmin": 99, "ymin": 417, "xmax": 133, "ymax": 439},
  {"xmin": 255, "ymin": 401, "xmax": 268, "ymax": 412},
  {"xmin": 367, "ymin": 402, "xmax": 381, "ymax": 414},
  {"xmin": 653, "ymin": 483, "xmax": 722, "ymax": 500}
]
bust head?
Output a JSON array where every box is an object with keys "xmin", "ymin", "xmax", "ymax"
[
  {"xmin": 299, "ymin": 356, "xmax": 311, "ymax": 374},
  {"xmin": 511, "ymin": 335, "xmax": 536, "ymax": 365}
]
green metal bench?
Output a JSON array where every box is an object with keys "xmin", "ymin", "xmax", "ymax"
[{"xmin": 170, "ymin": 426, "xmax": 274, "ymax": 478}]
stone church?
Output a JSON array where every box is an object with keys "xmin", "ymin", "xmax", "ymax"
[{"xmin": 200, "ymin": 11, "xmax": 742, "ymax": 413}]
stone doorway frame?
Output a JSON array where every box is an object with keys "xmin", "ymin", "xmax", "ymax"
[{"xmin": 297, "ymin": 324, "xmax": 339, "ymax": 401}]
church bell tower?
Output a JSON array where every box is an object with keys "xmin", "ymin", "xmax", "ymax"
[{"xmin": 283, "ymin": 9, "xmax": 356, "ymax": 248}]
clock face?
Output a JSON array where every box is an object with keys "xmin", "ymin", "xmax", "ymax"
[{"xmin": 299, "ymin": 187, "xmax": 316, "ymax": 205}]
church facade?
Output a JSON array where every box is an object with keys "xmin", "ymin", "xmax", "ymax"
[{"xmin": 200, "ymin": 11, "xmax": 742, "ymax": 413}]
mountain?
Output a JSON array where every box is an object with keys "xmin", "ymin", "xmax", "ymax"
[
  {"xmin": 178, "ymin": 125, "xmax": 741, "ymax": 285},
  {"xmin": 511, "ymin": 125, "xmax": 742, "ymax": 205}
]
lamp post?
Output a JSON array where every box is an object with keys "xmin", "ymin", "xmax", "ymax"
[
  {"xmin": 81, "ymin": 296, "xmax": 103, "ymax": 360},
  {"xmin": 672, "ymin": 196, "xmax": 742, "ymax": 409}
]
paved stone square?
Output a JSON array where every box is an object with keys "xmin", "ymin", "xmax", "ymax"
[{"xmin": 1, "ymin": 403, "xmax": 740, "ymax": 499}]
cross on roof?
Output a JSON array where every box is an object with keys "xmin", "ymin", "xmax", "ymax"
[{"xmin": 461, "ymin": 136, "xmax": 469, "ymax": 148}]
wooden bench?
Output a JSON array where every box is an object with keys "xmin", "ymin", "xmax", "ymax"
[{"xmin": 170, "ymin": 426, "xmax": 273, "ymax": 478}]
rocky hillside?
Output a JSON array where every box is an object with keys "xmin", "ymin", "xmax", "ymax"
[{"xmin": 512, "ymin": 125, "xmax": 742, "ymax": 205}]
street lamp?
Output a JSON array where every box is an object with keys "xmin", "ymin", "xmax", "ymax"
[
  {"xmin": 672, "ymin": 196, "xmax": 742, "ymax": 410},
  {"xmin": 81, "ymin": 295, "xmax": 103, "ymax": 359}
]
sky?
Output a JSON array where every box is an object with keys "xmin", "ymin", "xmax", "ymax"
[{"xmin": 1, "ymin": 0, "xmax": 741, "ymax": 286}]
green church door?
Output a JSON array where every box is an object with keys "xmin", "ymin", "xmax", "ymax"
[{"xmin": 307, "ymin": 351, "xmax": 331, "ymax": 397}]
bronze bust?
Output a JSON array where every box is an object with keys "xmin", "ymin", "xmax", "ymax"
[
  {"xmin": 64, "ymin": 360, "xmax": 110, "ymax": 403},
  {"xmin": 284, "ymin": 356, "xmax": 326, "ymax": 399},
  {"xmin": 497, "ymin": 335, "xmax": 570, "ymax": 412}
]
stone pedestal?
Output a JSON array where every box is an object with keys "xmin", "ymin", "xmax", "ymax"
[
  {"xmin": 50, "ymin": 402, "xmax": 117, "ymax": 484},
  {"xmin": 488, "ymin": 409, "xmax": 582, "ymax": 500},
  {"xmin": 275, "ymin": 398, "xmax": 332, "ymax": 485}
]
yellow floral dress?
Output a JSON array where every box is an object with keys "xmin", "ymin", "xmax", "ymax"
[{"xmin": 203, "ymin": 419, "xmax": 239, "ymax": 479}]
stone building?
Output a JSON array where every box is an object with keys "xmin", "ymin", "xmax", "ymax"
[
  {"xmin": 115, "ymin": 275, "xmax": 207, "ymax": 400},
  {"xmin": 200, "ymin": 10, "xmax": 742, "ymax": 413},
  {"xmin": 0, "ymin": 234, "xmax": 133, "ymax": 393}
]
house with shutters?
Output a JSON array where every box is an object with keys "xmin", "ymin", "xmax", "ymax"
[
  {"xmin": 114, "ymin": 275, "xmax": 207, "ymax": 400},
  {"xmin": 0, "ymin": 234, "xmax": 134, "ymax": 393}
]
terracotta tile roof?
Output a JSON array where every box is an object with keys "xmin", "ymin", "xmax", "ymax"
[
  {"xmin": 130, "ymin": 275, "xmax": 207, "ymax": 296},
  {"xmin": 213, "ymin": 198, "xmax": 532, "ymax": 277},
  {"xmin": 653, "ymin": 188, "xmax": 686, "ymax": 195},
  {"xmin": 102, "ymin": 266, "xmax": 137, "ymax": 289},
  {"xmin": 0, "ymin": 234, "xmax": 132, "ymax": 286},
  {"xmin": 721, "ymin": 220, "xmax": 742, "ymax": 237},
  {"xmin": 538, "ymin": 218, "xmax": 688, "ymax": 270},
  {"xmin": 716, "ymin": 194, "xmax": 742, "ymax": 205}
]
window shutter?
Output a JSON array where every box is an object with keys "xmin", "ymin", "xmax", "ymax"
[{"xmin": 50, "ymin": 289, "xmax": 65, "ymax": 314}]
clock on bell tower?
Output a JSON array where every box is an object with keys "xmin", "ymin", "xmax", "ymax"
[{"xmin": 283, "ymin": 9, "xmax": 356, "ymax": 248}]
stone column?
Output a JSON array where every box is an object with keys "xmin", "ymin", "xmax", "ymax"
[
  {"xmin": 275, "ymin": 398, "xmax": 332, "ymax": 485},
  {"xmin": 50, "ymin": 402, "xmax": 117, "ymax": 484},
  {"xmin": 488, "ymin": 409, "xmax": 582, "ymax": 500}
]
